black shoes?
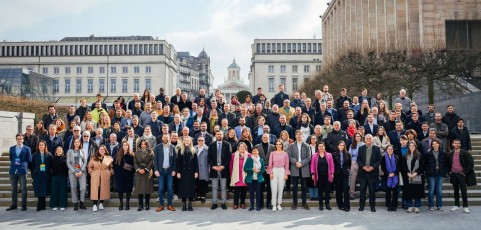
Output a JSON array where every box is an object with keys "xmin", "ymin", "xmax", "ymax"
[
  {"xmin": 344, "ymin": 207, "xmax": 350, "ymax": 212},
  {"xmin": 200, "ymin": 197, "xmax": 206, "ymax": 203},
  {"xmin": 73, "ymin": 203, "xmax": 78, "ymax": 211},
  {"xmin": 182, "ymin": 202, "xmax": 187, "ymax": 211},
  {"xmin": 325, "ymin": 204, "xmax": 332, "ymax": 210},
  {"xmin": 21, "ymin": 205, "xmax": 27, "ymax": 211},
  {"xmin": 119, "ymin": 202, "xmax": 124, "ymax": 211},
  {"xmin": 249, "ymin": 207, "xmax": 255, "ymax": 211},
  {"xmin": 6, "ymin": 205, "xmax": 17, "ymax": 211},
  {"xmin": 187, "ymin": 202, "xmax": 193, "ymax": 211},
  {"xmin": 211, "ymin": 204, "xmax": 218, "ymax": 210},
  {"xmin": 79, "ymin": 202, "xmax": 86, "ymax": 210},
  {"xmin": 371, "ymin": 207, "xmax": 376, "ymax": 212},
  {"xmin": 359, "ymin": 206, "xmax": 364, "ymax": 211},
  {"xmin": 221, "ymin": 204, "xmax": 227, "ymax": 210},
  {"xmin": 125, "ymin": 202, "xmax": 130, "ymax": 210}
]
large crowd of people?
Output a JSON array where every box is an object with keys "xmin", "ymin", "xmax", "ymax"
[{"xmin": 7, "ymin": 85, "xmax": 476, "ymax": 214}]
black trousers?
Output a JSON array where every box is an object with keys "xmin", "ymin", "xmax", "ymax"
[
  {"xmin": 359, "ymin": 175, "xmax": 376, "ymax": 207},
  {"xmin": 196, "ymin": 179, "xmax": 208, "ymax": 197},
  {"xmin": 451, "ymin": 173, "xmax": 469, "ymax": 207},
  {"xmin": 335, "ymin": 173, "xmax": 350, "ymax": 209},
  {"xmin": 386, "ymin": 185, "xmax": 399, "ymax": 208},
  {"xmin": 37, "ymin": 196, "xmax": 46, "ymax": 209},
  {"xmin": 233, "ymin": 186, "xmax": 247, "ymax": 205},
  {"xmin": 292, "ymin": 170, "xmax": 307, "ymax": 204},
  {"xmin": 317, "ymin": 175, "xmax": 331, "ymax": 206},
  {"xmin": 248, "ymin": 180, "xmax": 262, "ymax": 209},
  {"xmin": 260, "ymin": 172, "xmax": 271, "ymax": 207}
]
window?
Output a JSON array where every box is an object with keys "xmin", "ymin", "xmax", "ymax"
[
  {"xmin": 134, "ymin": 79, "xmax": 140, "ymax": 93},
  {"xmin": 146, "ymin": 66, "xmax": 152, "ymax": 74},
  {"xmin": 304, "ymin": 77, "xmax": 310, "ymax": 84},
  {"xmin": 268, "ymin": 65, "xmax": 274, "ymax": 73},
  {"xmin": 110, "ymin": 79, "xmax": 116, "ymax": 93},
  {"xmin": 280, "ymin": 77, "xmax": 286, "ymax": 90},
  {"xmin": 76, "ymin": 79, "xmax": 82, "ymax": 93},
  {"xmin": 134, "ymin": 66, "xmax": 140, "ymax": 73},
  {"xmin": 42, "ymin": 67, "xmax": 48, "ymax": 75},
  {"xmin": 53, "ymin": 80, "xmax": 59, "ymax": 93},
  {"xmin": 122, "ymin": 66, "xmax": 128, "ymax": 74},
  {"xmin": 268, "ymin": 77, "xmax": 275, "ymax": 92},
  {"xmin": 88, "ymin": 79, "xmax": 93, "ymax": 93},
  {"xmin": 122, "ymin": 79, "xmax": 128, "ymax": 93},
  {"xmin": 99, "ymin": 79, "xmax": 105, "ymax": 93},
  {"xmin": 292, "ymin": 65, "xmax": 298, "ymax": 73},
  {"xmin": 65, "ymin": 67, "xmax": 71, "ymax": 74},
  {"xmin": 316, "ymin": 65, "xmax": 321, "ymax": 72},
  {"xmin": 76, "ymin": 67, "xmax": 82, "ymax": 74},
  {"xmin": 304, "ymin": 65, "xmax": 310, "ymax": 73},
  {"xmin": 145, "ymin": 79, "xmax": 151, "ymax": 91},
  {"xmin": 446, "ymin": 21, "xmax": 481, "ymax": 50},
  {"xmin": 292, "ymin": 78, "xmax": 298, "ymax": 91},
  {"xmin": 53, "ymin": 67, "xmax": 59, "ymax": 75},
  {"xmin": 65, "ymin": 79, "xmax": 71, "ymax": 94},
  {"xmin": 280, "ymin": 65, "xmax": 286, "ymax": 73},
  {"xmin": 111, "ymin": 66, "xmax": 116, "ymax": 74},
  {"xmin": 88, "ymin": 67, "xmax": 94, "ymax": 74},
  {"xmin": 99, "ymin": 67, "xmax": 105, "ymax": 74}
]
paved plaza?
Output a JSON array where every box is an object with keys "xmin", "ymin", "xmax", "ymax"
[{"xmin": 0, "ymin": 206, "xmax": 479, "ymax": 230}]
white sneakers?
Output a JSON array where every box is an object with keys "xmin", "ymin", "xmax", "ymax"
[
  {"xmin": 464, "ymin": 207, "xmax": 470, "ymax": 213},
  {"xmin": 60, "ymin": 208, "xmax": 65, "ymax": 211},
  {"xmin": 406, "ymin": 207, "xmax": 414, "ymax": 213},
  {"xmin": 53, "ymin": 207, "xmax": 58, "ymax": 211},
  {"xmin": 450, "ymin": 206, "xmax": 459, "ymax": 211},
  {"xmin": 272, "ymin": 205, "xmax": 277, "ymax": 212},
  {"xmin": 99, "ymin": 203, "xmax": 104, "ymax": 210},
  {"xmin": 414, "ymin": 208, "xmax": 420, "ymax": 213},
  {"xmin": 450, "ymin": 206, "xmax": 470, "ymax": 213},
  {"xmin": 93, "ymin": 205, "xmax": 98, "ymax": 212},
  {"xmin": 277, "ymin": 205, "xmax": 282, "ymax": 211}
]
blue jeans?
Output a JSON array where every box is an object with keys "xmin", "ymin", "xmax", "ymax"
[
  {"xmin": 428, "ymin": 176, "xmax": 443, "ymax": 208},
  {"xmin": 309, "ymin": 188, "xmax": 318, "ymax": 199},
  {"xmin": 406, "ymin": 198, "xmax": 421, "ymax": 208},
  {"xmin": 158, "ymin": 169, "xmax": 173, "ymax": 206}
]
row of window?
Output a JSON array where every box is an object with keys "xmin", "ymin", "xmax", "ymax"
[
  {"xmin": 53, "ymin": 78, "xmax": 151, "ymax": 94},
  {"xmin": 37, "ymin": 66, "xmax": 152, "ymax": 75},
  {"xmin": 268, "ymin": 64, "xmax": 321, "ymax": 73},
  {"xmin": 0, "ymin": 43, "xmax": 164, "ymax": 57},
  {"xmin": 267, "ymin": 76, "xmax": 310, "ymax": 92},
  {"xmin": 256, "ymin": 42, "xmax": 322, "ymax": 54}
]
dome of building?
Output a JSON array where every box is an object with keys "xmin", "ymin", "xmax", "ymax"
[{"xmin": 228, "ymin": 58, "xmax": 240, "ymax": 69}]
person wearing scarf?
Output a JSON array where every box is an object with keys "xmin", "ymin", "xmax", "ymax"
[
  {"xmin": 347, "ymin": 120, "xmax": 357, "ymax": 139},
  {"xmin": 244, "ymin": 147, "xmax": 265, "ymax": 211},
  {"xmin": 401, "ymin": 141, "xmax": 425, "ymax": 213},
  {"xmin": 381, "ymin": 145, "xmax": 400, "ymax": 211},
  {"xmin": 229, "ymin": 142, "xmax": 251, "ymax": 209},
  {"xmin": 295, "ymin": 113, "xmax": 314, "ymax": 142}
]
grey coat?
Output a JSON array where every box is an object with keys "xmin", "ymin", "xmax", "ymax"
[
  {"xmin": 195, "ymin": 145, "xmax": 209, "ymax": 181},
  {"xmin": 66, "ymin": 149, "xmax": 88, "ymax": 174},
  {"xmin": 287, "ymin": 142, "xmax": 312, "ymax": 178}
]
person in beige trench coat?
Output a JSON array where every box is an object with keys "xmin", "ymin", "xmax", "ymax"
[{"xmin": 88, "ymin": 145, "xmax": 114, "ymax": 212}]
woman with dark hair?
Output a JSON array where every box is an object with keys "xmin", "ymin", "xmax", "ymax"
[
  {"xmin": 238, "ymin": 128, "xmax": 253, "ymax": 153},
  {"xmin": 141, "ymin": 89, "xmax": 152, "ymax": 106},
  {"xmin": 50, "ymin": 146, "xmax": 68, "ymax": 211},
  {"xmin": 134, "ymin": 140, "xmax": 154, "ymax": 211},
  {"xmin": 348, "ymin": 132, "xmax": 364, "ymax": 199},
  {"xmin": 66, "ymin": 138, "xmax": 87, "ymax": 211},
  {"xmin": 402, "ymin": 141, "xmax": 425, "ymax": 213},
  {"xmin": 117, "ymin": 96, "xmax": 126, "ymax": 110},
  {"xmin": 244, "ymin": 146, "xmax": 265, "ymax": 211},
  {"xmin": 31, "ymin": 140, "xmax": 53, "ymax": 211},
  {"xmin": 88, "ymin": 145, "xmax": 114, "ymax": 212},
  {"xmin": 381, "ymin": 145, "xmax": 400, "ymax": 211},
  {"xmin": 34, "ymin": 120, "xmax": 48, "ymax": 137},
  {"xmin": 176, "ymin": 137, "xmax": 199, "ymax": 211},
  {"xmin": 406, "ymin": 129, "xmax": 423, "ymax": 153},
  {"xmin": 333, "ymin": 141, "xmax": 352, "ymax": 211},
  {"xmin": 307, "ymin": 135, "xmax": 319, "ymax": 201},
  {"xmin": 425, "ymin": 139, "xmax": 447, "ymax": 211},
  {"xmin": 310, "ymin": 142, "xmax": 334, "ymax": 211},
  {"xmin": 268, "ymin": 140, "xmax": 290, "ymax": 212},
  {"xmin": 295, "ymin": 113, "xmax": 314, "ymax": 142},
  {"xmin": 114, "ymin": 141, "xmax": 135, "ymax": 210}
]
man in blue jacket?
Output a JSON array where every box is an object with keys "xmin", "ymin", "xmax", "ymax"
[
  {"xmin": 7, "ymin": 134, "xmax": 32, "ymax": 211},
  {"xmin": 154, "ymin": 134, "xmax": 177, "ymax": 212}
]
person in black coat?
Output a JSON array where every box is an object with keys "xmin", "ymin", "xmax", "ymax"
[
  {"xmin": 207, "ymin": 131, "xmax": 232, "ymax": 210},
  {"xmin": 176, "ymin": 138, "xmax": 199, "ymax": 211},
  {"xmin": 50, "ymin": 146, "xmax": 68, "ymax": 210},
  {"xmin": 326, "ymin": 122, "xmax": 348, "ymax": 153},
  {"xmin": 113, "ymin": 141, "xmax": 135, "ymax": 210},
  {"xmin": 31, "ymin": 140, "xmax": 53, "ymax": 211},
  {"xmin": 424, "ymin": 140, "xmax": 447, "ymax": 210},
  {"xmin": 272, "ymin": 84, "xmax": 289, "ymax": 108},
  {"xmin": 332, "ymin": 141, "xmax": 352, "ymax": 212},
  {"xmin": 356, "ymin": 134, "xmax": 382, "ymax": 212},
  {"xmin": 401, "ymin": 141, "xmax": 425, "ymax": 213},
  {"xmin": 381, "ymin": 145, "xmax": 400, "ymax": 211},
  {"xmin": 450, "ymin": 118, "xmax": 472, "ymax": 152},
  {"xmin": 446, "ymin": 140, "xmax": 476, "ymax": 211}
]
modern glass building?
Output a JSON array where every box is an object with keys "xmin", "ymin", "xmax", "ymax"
[{"xmin": 0, "ymin": 68, "xmax": 54, "ymax": 101}]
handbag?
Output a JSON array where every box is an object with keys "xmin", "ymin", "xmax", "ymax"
[{"xmin": 122, "ymin": 155, "xmax": 134, "ymax": 171}]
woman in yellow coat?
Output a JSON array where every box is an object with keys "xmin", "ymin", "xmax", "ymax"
[{"xmin": 88, "ymin": 145, "xmax": 114, "ymax": 212}]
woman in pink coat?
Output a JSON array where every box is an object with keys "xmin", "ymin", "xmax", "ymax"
[{"xmin": 310, "ymin": 142, "xmax": 335, "ymax": 211}]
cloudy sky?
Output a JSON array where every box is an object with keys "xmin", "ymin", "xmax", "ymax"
[{"xmin": 0, "ymin": 0, "xmax": 327, "ymax": 87}]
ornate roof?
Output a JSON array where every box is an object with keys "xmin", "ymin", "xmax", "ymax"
[
  {"xmin": 198, "ymin": 48, "xmax": 209, "ymax": 58},
  {"xmin": 228, "ymin": 58, "xmax": 240, "ymax": 69},
  {"xmin": 217, "ymin": 81, "xmax": 249, "ymax": 90}
]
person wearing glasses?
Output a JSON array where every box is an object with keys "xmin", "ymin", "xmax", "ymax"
[
  {"xmin": 66, "ymin": 138, "xmax": 88, "ymax": 211},
  {"xmin": 267, "ymin": 140, "xmax": 290, "ymax": 212},
  {"xmin": 194, "ymin": 136, "xmax": 209, "ymax": 203}
]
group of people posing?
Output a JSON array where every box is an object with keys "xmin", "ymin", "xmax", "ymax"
[{"xmin": 7, "ymin": 85, "xmax": 476, "ymax": 214}]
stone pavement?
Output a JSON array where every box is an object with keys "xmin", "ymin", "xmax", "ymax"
[{"xmin": 0, "ymin": 206, "xmax": 478, "ymax": 230}]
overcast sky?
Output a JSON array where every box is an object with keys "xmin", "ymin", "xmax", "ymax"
[{"xmin": 0, "ymin": 0, "xmax": 327, "ymax": 87}]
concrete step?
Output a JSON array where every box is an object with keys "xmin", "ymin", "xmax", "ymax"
[{"xmin": 2, "ymin": 197, "xmax": 481, "ymax": 208}]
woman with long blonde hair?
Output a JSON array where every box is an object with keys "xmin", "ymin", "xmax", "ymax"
[
  {"xmin": 176, "ymin": 137, "xmax": 198, "ymax": 211},
  {"xmin": 230, "ymin": 142, "xmax": 251, "ymax": 210}
]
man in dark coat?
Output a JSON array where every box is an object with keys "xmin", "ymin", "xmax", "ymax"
[
  {"xmin": 207, "ymin": 131, "xmax": 231, "ymax": 210},
  {"xmin": 272, "ymin": 84, "xmax": 289, "ymax": 108},
  {"xmin": 153, "ymin": 134, "xmax": 177, "ymax": 211},
  {"xmin": 326, "ymin": 121, "xmax": 348, "ymax": 153},
  {"xmin": 357, "ymin": 134, "xmax": 382, "ymax": 212},
  {"xmin": 450, "ymin": 119, "xmax": 472, "ymax": 152}
]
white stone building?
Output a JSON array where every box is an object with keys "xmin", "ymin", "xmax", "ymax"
[
  {"xmin": 0, "ymin": 35, "xmax": 178, "ymax": 105},
  {"xmin": 216, "ymin": 58, "xmax": 250, "ymax": 102},
  {"xmin": 248, "ymin": 39, "xmax": 323, "ymax": 99}
]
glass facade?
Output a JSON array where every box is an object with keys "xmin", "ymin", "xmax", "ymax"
[{"xmin": 0, "ymin": 68, "xmax": 54, "ymax": 101}]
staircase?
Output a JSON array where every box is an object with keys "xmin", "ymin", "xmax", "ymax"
[{"xmin": 1, "ymin": 136, "xmax": 481, "ymax": 208}]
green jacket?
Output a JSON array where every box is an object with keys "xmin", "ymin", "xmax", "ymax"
[{"xmin": 244, "ymin": 157, "xmax": 265, "ymax": 184}]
